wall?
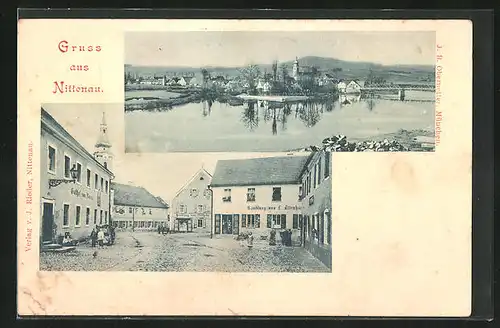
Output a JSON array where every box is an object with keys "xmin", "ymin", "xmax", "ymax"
[
  {"xmin": 40, "ymin": 127, "xmax": 112, "ymax": 242},
  {"xmin": 112, "ymin": 205, "xmax": 168, "ymax": 230},
  {"xmin": 300, "ymin": 150, "xmax": 332, "ymax": 269},
  {"xmin": 211, "ymin": 184, "xmax": 302, "ymax": 239},
  {"xmin": 170, "ymin": 170, "xmax": 212, "ymax": 232}
]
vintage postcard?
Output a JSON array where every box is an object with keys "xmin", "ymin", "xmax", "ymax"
[{"xmin": 18, "ymin": 18, "xmax": 472, "ymax": 317}]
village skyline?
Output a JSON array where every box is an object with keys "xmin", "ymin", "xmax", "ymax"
[{"xmin": 125, "ymin": 31, "xmax": 436, "ymax": 68}]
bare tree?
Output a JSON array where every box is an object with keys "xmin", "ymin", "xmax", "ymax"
[{"xmin": 238, "ymin": 64, "xmax": 261, "ymax": 95}]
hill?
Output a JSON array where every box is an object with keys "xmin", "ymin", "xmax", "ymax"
[{"xmin": 125, "ymin": 56, "xmax": 435, "ymax": 84}]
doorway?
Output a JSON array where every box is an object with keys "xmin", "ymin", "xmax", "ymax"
[
  {"xmin": 42, "ymin": 202, "xmax": 54, "ymax": 242},
  {"xmin": 221, "ymin": 215, "xmax": 233, "ymax": 234}
]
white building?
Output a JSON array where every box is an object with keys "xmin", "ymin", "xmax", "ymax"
[
  {"xmin": 209, "ymin": 155, "xmax": 313, "ymax": 240},
  {"xmin": 40, "ymin": 108, "xmax": 114, "ymax": 244},
  {"xmin": 345, "ymin": 80, "xmax": 365, "ymax": 94},
  {"xmin": 170, "ymin": 168, "xmax": 213, "ymax": 233},
  {"xmin": 337, "ymin": 80, "xmax": 347, "ymax": 93},
  {"xmin": 111, "ymin": 182, "xmax": 169, "ymax": 231}
]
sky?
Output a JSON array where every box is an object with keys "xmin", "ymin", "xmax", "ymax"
[
  {"xmin": 42, "ymin": 103, "xmax": 301, "ymax": 203},
  {"xmin": 125, "ymin": 31, "xmax": 435, "ymax": 67}
]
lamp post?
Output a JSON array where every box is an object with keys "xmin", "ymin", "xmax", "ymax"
[
  {"xmin": 207, "ymin": 184, "xmax": 213, "ymax": 239},
  {"xmin": 48, "ymin": 164, "xmax": 78, "ymax": 188}
]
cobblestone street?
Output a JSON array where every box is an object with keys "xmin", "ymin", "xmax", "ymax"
[{"xmin": 40, "ymin": 231, "xmax": 330, "ymax": 272}]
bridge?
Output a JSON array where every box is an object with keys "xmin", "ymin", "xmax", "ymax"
[{"xmin": 359, "ymin": 84, "xmax": 435, "ymax": 101}]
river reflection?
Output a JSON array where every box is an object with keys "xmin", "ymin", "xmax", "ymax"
[{"xmin": 125, "ymin": 93, "xmax": 435, "ymax": 152}]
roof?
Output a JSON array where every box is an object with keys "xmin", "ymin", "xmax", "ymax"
[
  {"xmin": 41, "ymin": 108, "xmax": 114, "ymax": 178},
  {"xmin": 210, "ymin": 155, "xmax": 313, "ymax": 188},
  {"xmin": 111, "ymin": 182, "xmax": 169, "ymax": 208},
  {"xmin": 173, "ymin": 168, "xmax": 213, "ymax": 199}
]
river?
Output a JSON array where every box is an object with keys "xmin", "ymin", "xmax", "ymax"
[{"xmin": 124, "ymin": 95, "xmax": 435, "ymax": 152}]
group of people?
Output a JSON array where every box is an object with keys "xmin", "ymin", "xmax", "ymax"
[
  {"xmin": 157, "ymin": 224, "xmax": 171, "ymax": 235},
  {"xmin": 90, "ymin": 225, "xmax": 116, "ymax": 249}
]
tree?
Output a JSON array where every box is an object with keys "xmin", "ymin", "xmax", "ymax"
[
  {"xmin": 272, "ymin": 60, "xmax": 278, "ymax": 82},
  {"xmin": 280, "ymin": 64, "xmax": 288, "ymax": 85},
  {"xmin": 238, "ymin": 64, "xmax": 261, "ymax": 95}
]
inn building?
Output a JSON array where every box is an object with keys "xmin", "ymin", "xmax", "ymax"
[
  {"xmin": 111, "ymin": 182, "xmax": 170, "ymax": 230},
  {"xmin": 40, "ymin": 108, "xmax": 114, "ymax": 244},
  {"xmin": 209, "ymin": 155, "xmax": 313, "ymax": 241}
]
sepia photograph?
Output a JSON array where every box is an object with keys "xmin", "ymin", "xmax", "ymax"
[
  {"xmin": 124, "ymin": 31, "xmax": 436, "ymax": 153},
  {"xmin": 40, "ymin": 104, "xmax": 332, "ymax": 272}
]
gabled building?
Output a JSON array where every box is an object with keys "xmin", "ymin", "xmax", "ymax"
[
  {"xmin": 210, "ymin": 155, "xmax": 313, "ymax": 241},
  {"xmin": 170, "ymin": 168, "xmax": 213, "ymax": 233},
  {"xmin": 345, "ymin": 80, "xmax": 365, "ymax": 94},
  {"xmin": 40, "ymin": 108, "xmax": 114, "ymax": 244},
  {"xmin": 111, "ymin": 182, "xmax": 169, "ymax": 230}
]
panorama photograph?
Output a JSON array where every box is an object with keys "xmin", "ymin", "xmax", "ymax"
[{"xmin": 124, "ymin": 31, "xmax": 436, "ymax": 153}]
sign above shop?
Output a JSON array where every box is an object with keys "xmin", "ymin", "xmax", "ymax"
[
  {"xmin": 70, "ymin": 187, "xmax": 94, "ymax": 200},
  {"xmin": 247, "ymin": 204, "xmax": 302, "ymax": 211}
]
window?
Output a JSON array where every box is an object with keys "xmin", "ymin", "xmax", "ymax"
[
  {"xmin": 267, "ymin": 214, "xmax": 286, "ymax": 229},
  {"xmin": 105, "ymin": 180, "xmax": 109, "ymax": 193},
  {"xmin": 247, "ymin": 188, "xmax": 256, "ymax": 202},
  {"xmin": 198, "ymin": 219, "xmax": 203, "ymax": 227},
  {"xmin": 313, "ymin": 164, "xmax": 317, "ymax": 189},
  {"xmin": 324, "ymin": 151, "xmax": 330, "ymax": 178},
  {"xmin": 94, "ymin": 209, "xmax": 97, "ymax": 224},
  {"xmin": 86, "ymin": 169, "xmax": 91, "ymax": 187},
  {"xmin": 129, "ymin": 207, "xmax": 133, "ymax": 214},
  {"xmin": 75, "ymin": 162, "xmax": 82, "ymax": 183},
  {"xmin": 272, "ymin": 187, "xmax": 282, "ymax": 202},
  {"xmin": 293, "ymin": 214, "xmax": 299, "ymax": 229},
  {"xmin": 197, "ymin": 205, "xmax": 204, "ymax": 213},
  {"xmin": 179, "ymin": 204, "xmax": 187, "ymax": 214},
  {"xmin": 63, "ymin": 204, "xmax": 70, "ymax": 226},
  {"xmin": 223, "ymin": 189, "xmax": 231, "ymax": 202},
  {"xmin": 307, "ymin": 173, "xmax": 312, "ymax": 193},
  {"xmin": 241, "ymin": 214, "xmax": 247, "ymax": 228},
  {"xmin": 64, "ymin": 155, "xmax": 71, "ymax": 178},
  {"xmin": 85, "ymin": 207, "xmax": 90, "ymax": 225},
  {"xmin": 100, "ymin": 177, "xmax": 104, "ymax": 191},
  {"xmin": 75, "ymin": 205, "xmax": 81, "ymax": 226},
  {"xmin": 246, "ymin": 214, "xmax": 260, "ymax": 228},
  {"xmin": 105, "ymin": 211, "xmax": 108, "ymax": 224},
  {"xmin": 203, "ymin": 189, "xmax": 211, "ymax": 198},
  {"xmin": 317, "ymin": 160, "xmax": 322, "ymax": 186},
  {"xmin": 325, "ymin": 210, "xmax": 331, "ymax": 245},
  {"xmin": 100, "ymin": 210, "xmax": 103, "ymax": 224},
  {"xmin": 149, "ymin": 209, "xmax": 152, "ymax": 215},
  {"xmin": 94, "ymin": 173, "xmax": 98, "ymax": 190},
  {"xmin": 298, "ymin": 186, "xmax": 303, "ymax": 200},
  {"xmin": 48, "ymin": 146, "xmax": 56, "ymax": 173},
  {"xmin": 190, "ymin": 188, "xmax": 199, "ymax": 197}
]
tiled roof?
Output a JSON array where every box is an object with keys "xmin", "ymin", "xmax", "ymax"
[
  {"xmin": 210, "ymin": 155, "xmax": 313, "ymax": 187},
  {"xmin": 111, "ymin": 182, "xmax": 169, "ymax": 208}
]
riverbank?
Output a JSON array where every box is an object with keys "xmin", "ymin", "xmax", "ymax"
[{"xmin": 292, "ymin": 129, "xmax": 435, "ymax": 152}]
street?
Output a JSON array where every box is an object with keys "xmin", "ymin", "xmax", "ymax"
[{"xmin": 40, "ymin": 231, "xmax": 330, "ymax": 272}]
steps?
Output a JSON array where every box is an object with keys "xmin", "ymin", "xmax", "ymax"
[{"xmin": 41, "ymin": 242, "xmax": 76, "ymax": 253}]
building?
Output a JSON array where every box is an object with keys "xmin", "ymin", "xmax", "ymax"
[
  {"xmin": 345, "ymin": 80, "xmax": 365, "ymax": 94},
  {"xmin": 170, "ymin": 168, "xmax": 213, "ymax": 233},
  {"xmin": 292, "ymin": 57, "xmax": 318, "ymax": 82},
  {"xmin": 210, "ymin": 155, "xmax": 312, "ymax": 241},
  {"xmin": 337, "ymin": 80, "xmax": 347, "ymax": 93},
  {"xmin": 40, "ymin": 108, "xmax": 114, "ymax": 244},
  {"xmin": 299, "ymin": 150, "xmax": 332, "ymax": 269},
  {"xmin": 111, "ymin": 182, "xmax": 170, "ymax": 230}
]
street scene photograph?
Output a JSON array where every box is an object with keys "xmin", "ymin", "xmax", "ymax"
[
  {"xmin": 124, "ymin": 31, "xmax": 436, "ymax": 153},
  {"xmin": 40, "ymin": 103, "xmax": 332, "ymax": 272}
]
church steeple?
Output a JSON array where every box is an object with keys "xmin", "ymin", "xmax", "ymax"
[{"xmin": 94, "ymin": 111, "xmax": 113, "ymax": 171}]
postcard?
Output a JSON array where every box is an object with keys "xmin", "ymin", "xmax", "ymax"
[{"xmin": 18, "ymin": 18, "xmax": 472, "ymax": 316}]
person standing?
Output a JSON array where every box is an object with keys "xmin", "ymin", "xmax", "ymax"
[
  {"xmin": 247, "ymin": 232, "xmax": 254, "ymax": 249},
  {"xmin": 97, "ymin": 228, "xmax": 105, "ymax": 249},
  {"xmin": 90, "ymin": 228, "xmax": 97, "ymax": 248}
]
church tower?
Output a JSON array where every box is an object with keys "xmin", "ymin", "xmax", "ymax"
[
  {"xmin": 292, "ymin": 57, "xmax": 299, "ymax": 81},
  {"xmin": 94, "ymin": 111, "xmax": 113, "ymax": 171}
]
